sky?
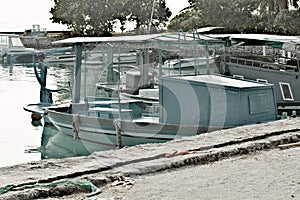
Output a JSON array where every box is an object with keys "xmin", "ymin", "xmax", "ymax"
[
  {"xmin": 0, "ymin": 0, "xmax": 190, "ymax": 32},
  {"xmin": 167, "ymin": 0, "xmax": 190, "ymax": 17}
]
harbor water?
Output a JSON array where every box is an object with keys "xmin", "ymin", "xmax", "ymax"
[
  {"xmin": 0, "ymin": 63, "xmax": 75, "ymax": 167},
  {"xmin": 0, "ymin": 55, "xmax": 203, "ymax": 168}
]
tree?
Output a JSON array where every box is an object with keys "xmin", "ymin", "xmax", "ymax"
[
  {"xmin": 50, "ymin": 0, "xmax": 171, "ymax": 36},
  {"xmin": 256, "ymin": 0, "xmax": 299, "ymax": 32},
  {"xmin": 167, "ymin": 0, "xmax": 300, "ymax": 34},
  {"xmin": 126, "ymin": 0, "xmax": 171, "ymax": 33},
  {"xmin": 168, "ymin": 0, "xmax": 258, "ymax": 33},
  {"xmin": 273, "ymin": 9, "xmax": 300, "ymax": 34},
  {"xmin": 167, "ymin": 10, "xmax": 201, "ymax": 32},
  {"xmin": 51, "ymin": 0, "xmax": 91, "ymax": 35}
]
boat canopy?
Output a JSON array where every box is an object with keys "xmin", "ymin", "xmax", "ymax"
[
  {"xmin": 52, "ymin": 32, "xmax": 224, "ymax": 45},
  {"xmin": 53, "ymin": 32, "xmax": 300, "ymax": 52},
  {"xmin": 209, "ymin": 34, "xmax": 300, "ymax": 52}
]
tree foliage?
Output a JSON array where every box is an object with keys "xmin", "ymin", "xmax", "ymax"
[
  {"xmin": 255, "ymin": 0, "xmax": 299, "ymax": 32},
  {"xmin": 274, "ymin": 10, "xmax": 300, "ymax": 34},
  {"xmin": 168, "ymin": 0, "xmax": 300, "ymax": 35},
  {"xmin": 50, "ymin": 0, "xmax": 171, "ymax": 36}
]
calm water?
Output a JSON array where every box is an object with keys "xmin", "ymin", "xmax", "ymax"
[
  {"xmin": 0, "ymin": 57, "xmax": 199, "ymax": 167},
  {"xmin": 0, "ymin": 63, "xmax": 74, "ymax": 167}
]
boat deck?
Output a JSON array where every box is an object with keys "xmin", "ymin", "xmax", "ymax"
[{"xmin": 225, "ymin": 56, "xmax": 299, "ymax": 73}]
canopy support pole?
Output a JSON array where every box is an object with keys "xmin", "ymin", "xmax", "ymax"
[{"xmin": 73, "ymin": 43, "xmax": 83, "ymax": 103}]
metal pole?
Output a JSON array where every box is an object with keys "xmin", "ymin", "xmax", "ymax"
[
  {"xmin": 178, "ymin": 32, "xmax": 182, "ymax": 76},
  {"xmin": 148, "ymin": 0, "xmax": 156, "ymax": 34},
  {"xmin": 158, "ymin": 41, "xmax": 163, "ymax": 78},
  {"xmin": 193, "ymin": 32, "xmax": 197, "ymax": 75},
  {"xmin": 73, "ymin": 43, "xmax": 83, "ymax": 103},
  {"xmin": 205, "ymin": 40, "xmax": 210, "ymax": 75},
  {"xmin": 83, "ymin": 43, "xmax": 87, "ymax": 99},
  {"xmin": 116, "ymin": 43, "xmax": 122, "ymax": 148}
]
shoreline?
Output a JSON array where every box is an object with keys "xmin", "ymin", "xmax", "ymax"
[{"xmin": 1, "ymin": 117, "xmax": 300, "ymax": 199}]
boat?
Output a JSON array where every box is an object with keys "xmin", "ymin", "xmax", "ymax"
[
  {"xmin": 42, "ymin": 46, "xmax": 75, "ymax": 64},
  {"xmin": 211, "ymin": 34, "xmax": 300, "ymax": 114},
  {"xmin": 25, "ymin": 32, "xmax": 278, "ymax": 151},
  {"xmin": 0, "ymin": 33, "xmax": 43, "ymax": 65},
  {"xmin": 44, "ymin": 52, "xmax": 76, "ymax": 64},
  {"xmin": 163, "ymin": 56, "xmax": 215, "ymax": 69}
]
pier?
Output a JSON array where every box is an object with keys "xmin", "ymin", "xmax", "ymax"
[{"xmin": 0, "ymin": 117, "xmax": 300, "ymax": 199}]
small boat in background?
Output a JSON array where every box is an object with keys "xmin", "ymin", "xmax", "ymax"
[
  {"xmin": 43, "ymin": 46, "xmax": 75, "ymax": 64},
  {"xmin": 0, "ymin": 33, "xmax": 42, "ymax": 65}
]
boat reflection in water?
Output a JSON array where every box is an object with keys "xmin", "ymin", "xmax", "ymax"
[{"xmin": 41, "ymin": 125, "xmax": 99, "ymax": 159}]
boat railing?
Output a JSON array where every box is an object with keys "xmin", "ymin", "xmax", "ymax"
[{"xmin": 225, "ymin": 56, "xmax": 299, "ymax": 72}]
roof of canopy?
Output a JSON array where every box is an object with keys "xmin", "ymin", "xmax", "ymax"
[
  {"xmin": 52, "ymin": 32, "xmax": 224, "ymax": 45},
  {"xmin": 209, "ymin": 33, "xmax": 300, "ymax": 51}
]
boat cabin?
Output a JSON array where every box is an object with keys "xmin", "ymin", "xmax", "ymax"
[
  {"xmin": 159, "ymin": 74, "xmax": 277, "ymax": 127},
  {"xmin": 0, "ymin": 34, "xmax": 39, "ymax": 64},
  {"xmin": 0, "ymin": 34, "xmax": 26, "ymax": 50}
]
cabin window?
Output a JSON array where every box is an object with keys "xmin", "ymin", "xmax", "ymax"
[
  {"xmin": 257, "ymin": 79, "xmax": 268, "ymax": 83},
  {"xmin": 11, "ymin": 37, "xmax": 23, "ymax": 47},
  {"xmin": 279, "ymin": 82, "xmax": 294, "ymax": 101},
  {"xmin": 0, "ymin": 36, "xmax": 9, "ymax": 48}
]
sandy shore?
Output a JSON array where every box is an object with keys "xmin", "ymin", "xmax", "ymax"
[
  {"xmin": 46, "ymin": 147, "xmax": 299, "ymax": 200},
  {"xmin": 99, "ymin": 147, "xmax": 300, "ymax": 200}
]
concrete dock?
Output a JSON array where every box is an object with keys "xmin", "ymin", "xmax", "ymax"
[{"xmin": 1, "ymin": 118, "xmax": 300, "ymax": 199}]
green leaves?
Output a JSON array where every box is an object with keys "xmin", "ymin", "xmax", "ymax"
[
  {"xmin": 167, "ymin": 0, "xmax": 300, "ymax": 35},
  {"xmin": 50, "ymin": 0, "xmax": 171, "ymax": 36}
]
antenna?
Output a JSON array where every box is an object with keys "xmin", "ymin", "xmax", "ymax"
[{"xmin": 148, "ymin": 0, "xmax": 155, "ymax": 34}]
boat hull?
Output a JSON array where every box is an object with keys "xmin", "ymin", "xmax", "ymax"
[{"xmin": 46, "ymin": 108, "xmax": 217, "ymax": 151}]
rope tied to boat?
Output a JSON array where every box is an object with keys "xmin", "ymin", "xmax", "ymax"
[
  {"xmin": 113, "ymin": 119, "xmax": 123, "ymax": 148},
  {"xmin": 72, "ymin": 114, "xmax": 80, "ymax": 139},
  {"xmin": 113, "ymin": 119, "xmax": 122, "ymax": 131}
]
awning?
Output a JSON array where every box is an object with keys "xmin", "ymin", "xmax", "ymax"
[
  {"xmin": 209, "ymin": 33, "xmax": 300, "ymax": 51},
  {"xmin": 52, "ymin": 32, "xmax": 224, "ymax": 45}
]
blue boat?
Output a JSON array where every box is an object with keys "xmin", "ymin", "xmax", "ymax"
[{"xmin": 25, "ymin": 32, "xmax": 278, "ymax": 151}]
